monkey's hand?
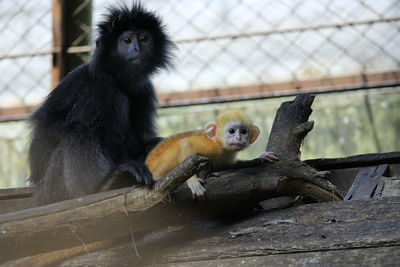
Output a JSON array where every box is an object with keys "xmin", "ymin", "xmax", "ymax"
[
  {"xmin": 117, "ymin": 161, "xmax": 154, "ymax": 186},
  {"xmin": 258, "ymin": 151, "xmax": 279, "ymax": 162},
  {"xmin": 186, "ymin": 176, "xmax": 206, "ymax": 200}
]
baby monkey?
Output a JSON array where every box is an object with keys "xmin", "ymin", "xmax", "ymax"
[{"xmin": 145, "ymin": 110, "xmax": 278, "ymax": 199}]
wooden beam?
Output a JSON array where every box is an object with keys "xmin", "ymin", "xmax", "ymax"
[
  {"xmin": 344, "ymin": 164, "xmax": 389, "ymax": 200},
  {"xmin": 51, "ymin": 0, "xmax": 64, "ymax": 88},
  {"xmin": 51, "ymin": 0, "xmax": 92, "ymax": 88},
  {"xmin": 305, "ymin": 151, "xmax": 400, "ymax": 170},
  {"xmin": 0, "ymin": 187, "xmax": 32, "ymax": 200},
  {"xmin": 0, "ymin": 105, "xmax": 37, "ymax": 121},
  {"xmin": 157, "ymin": 71, "xmax": 400, "ymax": 107},
  {"xmin": 0, "ymin": 71, "xmax": 399, "ymax": 121}
]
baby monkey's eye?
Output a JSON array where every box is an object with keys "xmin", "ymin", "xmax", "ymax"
[
  {"xmin": 228, "ymin": 128, "xmax": 235, "ymax": 134},
  {"xmin": 240, "ymin": 129, "xmax": 248, "ymax": 135}
]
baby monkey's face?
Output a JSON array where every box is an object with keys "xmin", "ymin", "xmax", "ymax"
[{"xmin": 223, "ymin": 121, "xmax": 251, "ymax": 151}]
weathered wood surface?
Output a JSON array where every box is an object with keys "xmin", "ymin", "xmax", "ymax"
[
  {"xmin": 59, "ymin": 197, "xmax": 400, "ymax": 266},
  {"xmin": 322, "ymin": 162, "xmax": 400, "ymax": 197},
  {"xmin": 150, "ymin": 197, "xmax": 400, "ymax": 265},
  {"xmin": 374, "ymin": 176, "xmax": 400, "ymax": 198},
  {"xmin": 63, "ymin": 246, "xmax": 400, "ymax": 267},
  {"xmin": 266, "ymin": 94, "xmax": 314, "ymax": 160},
  {"xmin": 344, "ymin": 164, "xmax": 389, "ymax": 200},
  {"xmin": 0, "ymin": 198, "xmax": 35, "ymax": 215},
  {"xmin": 0, "ymin": 94, "xmax": 343, "ymax": 263}
]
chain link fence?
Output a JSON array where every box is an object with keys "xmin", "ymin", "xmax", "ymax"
[
  {"xmin": 0, "ymin": 0, "xmax": 52, "ymax": 109},
  {"xmin": 0, "ymin": 0, "xmax": 399, "ymax": 188},
  {"xmin": 119, "ymin": 0, "xmax": 400, "ymax": 96},
  {"xmin": 0, "ymin": 0, "xmax": 399, "ymax": 111}
]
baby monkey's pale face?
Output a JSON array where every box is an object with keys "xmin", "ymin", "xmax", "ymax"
[{"xmin": 223, "ymin": 121, "xmax": 251, "ymax": 151}]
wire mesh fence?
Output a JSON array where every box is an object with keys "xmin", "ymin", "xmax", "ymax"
[
  {"xmin": 116, "ymin": 0, "xmax": 400, "ymax": 97},
  {"xmin": 0, "ymin": 0, "xmax": 399, "ymax": 112},
  {"xmin": 0, "ymin": 0, "xmax": 52, "ymax": 109}
]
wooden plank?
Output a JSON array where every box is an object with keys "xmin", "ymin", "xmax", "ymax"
[
  {"xmin": 56, "ymin": 197, "xmax": 400, "ymax": 266},
  {"xmin": 344, "ymin": 164, "xmax": 388, "ymax": 200},
  {"xmin": 0, "ymin": 188, "xmax": 33, "ymax": 214},
  {"xmin": 325, "ymin": 167, "xmax": 361, "ymax": 196},
  {"xmin": 374, "ymin": 176, "xmax": 400, "ymax": 199},
  {"xmin": 51, "ymin": 0, "xmax": 64, "ymax": 88},
  {"xmin": 151, "ymin": 197, "xmax": 400, "ymax": 264},
  {"xmin": 153, "ymin": 247, "xmax": 400, "ymax": 266},
  {"xmin": 1, "ymin": 71, "xmax": 400, "ymax": 121},
  {"xmin": 390, "ymin": 163, "xmax": 400, "ymax": 176},
  {"xmin": 0, "ymin": 187, "xmax": 32, "ymax": 200},
  {"xmin": 305, "ymin": 151, "xmax": 400, "ymax": 170},
  {"xmin": 0, "ymin": 198, "xmax": 35, "ymax": 215},
  {"xmin": 0, "ymin": 105, "xmax": 37, "ymax": 122},
  {"xmin": 61, "ymin": 245, "xmax": 400, "ymax": 266}
]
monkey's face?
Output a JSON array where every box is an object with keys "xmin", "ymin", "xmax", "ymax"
[
  {"xmin": 223, "ymin": 122, "xmax": 251, "ymax": 151},
  {"xmin": 94, "ymin": 4, "xmax": 175, "ymax": 76},
  {"xmin": 117, "ymin": 29, "xmax": 155, "ymax": 67}
]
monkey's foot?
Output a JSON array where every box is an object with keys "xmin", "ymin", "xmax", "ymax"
[
  {"xmin": 117, "ymin": 161, "xmax": 154, "ymax": 185},
  {"xmin": 186, "ymin": 177, "xmax": 206, "ymax": 200}
]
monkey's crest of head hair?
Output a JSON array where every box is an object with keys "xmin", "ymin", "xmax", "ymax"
[
  {"xmin": 217, "ymin": 110, "xmax": 253, "ymax": 127},
  {"xmin": 94, "ymin": 2, "xmax": 175, "ymax": 74}
]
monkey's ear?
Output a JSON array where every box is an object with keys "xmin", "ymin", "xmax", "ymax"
[
  {"xmin": 205, "ymin": 122, "xmax": 217, "ymax": 140},
  {"xmin": 250, "ymin": 125, "xmax": 261, "ymax": 144}
]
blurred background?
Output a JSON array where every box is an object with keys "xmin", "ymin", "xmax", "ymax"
[{"xmin": 0, "ymin": 0, "xmax": 399, "ymax": 188}]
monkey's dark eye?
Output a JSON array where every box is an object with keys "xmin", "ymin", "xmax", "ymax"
[
  {"xmin": 123, "ymin": 37, "xmax": 132, "ymax": 45},
  {"xmin": 229, "ymin": 128, "xmax": 235, "ymax": 134},
  {"xmin": 240, "ymin": 129, "xmax": 248, "ymax": 135},
  {"xmin": 139, "ymin": 32, "xmax": 149, "ymax": 44}
]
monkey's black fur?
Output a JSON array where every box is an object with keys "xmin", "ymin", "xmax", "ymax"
[{"xmin": 28, "ymin": 3, "xmax": 175, "ymax": 205}]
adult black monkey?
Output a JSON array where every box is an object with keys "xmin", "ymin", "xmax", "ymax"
[{"xmin": 28, "ymin": 3, "xmax": 175, "ymax": 205}]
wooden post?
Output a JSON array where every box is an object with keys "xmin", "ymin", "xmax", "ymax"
[
  {"xmin": 51, "ymin": 0, "xmax": 64, "ymax": 89},
  {"xmin": 51, "ymin": 0, "xmax": 92, "ymax": 88}
]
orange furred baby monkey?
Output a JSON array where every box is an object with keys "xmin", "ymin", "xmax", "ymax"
[{"xmin": 145, "ymin": 110, "xmax": 278, "ymax": 199}]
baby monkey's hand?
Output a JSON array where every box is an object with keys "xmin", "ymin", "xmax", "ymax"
[{"xmin": 258, "ymin": 151, "xmax": 279, "ymax": 162}]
